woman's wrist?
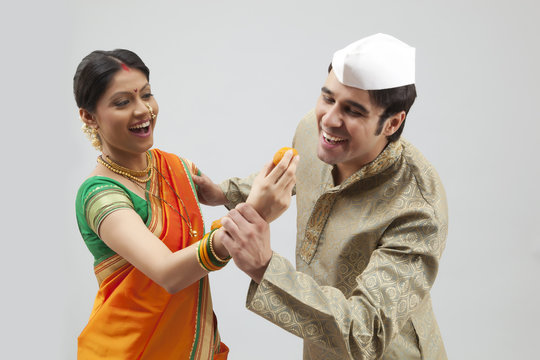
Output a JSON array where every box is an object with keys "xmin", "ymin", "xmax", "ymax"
[
  {"xmin": 196, "ymin": 229, "xmax": 230, "ymax": 272},
  {"xmin": 211, "ymin": 229, "xmax": 230, "ymax": 260}
]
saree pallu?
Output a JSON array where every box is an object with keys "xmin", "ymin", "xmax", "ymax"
[{"xmin": 78, "ymin": 149, "xmax": 228, "ymax": 360}]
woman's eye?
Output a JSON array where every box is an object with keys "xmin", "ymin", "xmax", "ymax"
[
  {"xmin": 114, "ymin": 99, "xmax": 129, "ymax": 107},
  {"xmin": 142, "ymin": 93, "xmax": 153, "ymax": 99}
]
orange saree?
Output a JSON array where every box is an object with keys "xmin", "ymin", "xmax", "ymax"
[{"xmin": 77, "ymin": 149, "xmax": 228, "ymax": 359}]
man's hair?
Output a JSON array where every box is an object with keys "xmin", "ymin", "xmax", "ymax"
[{"xmin": 328, "ymin": 63, "xmax": 416, "ymax": 143}]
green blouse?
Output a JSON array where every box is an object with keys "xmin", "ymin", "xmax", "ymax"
[{"xmin": 75, "ymin": 176, "xmax": 151, "ymax": 266}]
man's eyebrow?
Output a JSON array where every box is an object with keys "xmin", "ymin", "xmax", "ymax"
[{"xmin": 321, "ymin": 87, "xmax": 332, "ymax": 95}]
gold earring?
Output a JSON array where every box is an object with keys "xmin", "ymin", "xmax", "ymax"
[
  {"xmin": 81, "ymin": 122, "xmax": 102, "ymax": 151},
  {"xmin": 145, "ymin": 103, "xmax": 156, "ymax": 120}
]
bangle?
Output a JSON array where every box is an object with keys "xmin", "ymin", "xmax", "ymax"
[
  {"xmin": 196, "ymin": 229, "xmax": 230, "ymax": 271},
  {"xmin": 208, "ymin": 229, "xmax": 231, "ymax": 263}
]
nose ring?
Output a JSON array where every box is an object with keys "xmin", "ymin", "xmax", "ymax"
[{"xmin": 145, "ymin": 103, "xmax": 156, "ymax": 121}]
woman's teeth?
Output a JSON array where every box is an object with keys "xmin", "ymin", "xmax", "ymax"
[
  {"xmin": 323, "ymin": 131, "xmax": 346, "ymax": 144},
  {"xmin": 129, "ymin": 121, "xmax": 150, "ymax": 130}
]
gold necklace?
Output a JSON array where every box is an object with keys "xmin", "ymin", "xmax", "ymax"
[
  {"xmin": 97, "ymin": 152, "xmax": 198, "ymax": 238},
  {"xmin": 104, "ymin": 152, "xmax": 152, "ymax": 177},
  {"xmin": 97, "ymin": 153, "xmax": 153, "ymax": 183},
  {"xmin": 129, "ymin": 166, "xmax": 198, "ymax": 239}
]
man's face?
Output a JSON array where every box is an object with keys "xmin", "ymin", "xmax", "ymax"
[{"xmin": 315, "ymin": 70, "xmax": 389, "ymax": 181}]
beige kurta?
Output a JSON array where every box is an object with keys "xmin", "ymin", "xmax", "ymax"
[{"xmin": 220, "ymin": 110, "xmax": 448, "ymax": 359}]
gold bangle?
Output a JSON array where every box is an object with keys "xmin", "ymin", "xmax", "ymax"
[
  {"xmin": 208, "ymin": 230, "xmax": 231, "ymax": 263},
  {"xmin": 197, "ymin": 234, "xmax": 223, "ymax": 272}
]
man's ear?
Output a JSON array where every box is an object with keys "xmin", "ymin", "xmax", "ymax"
[
  {"xmin": 79, "ymin": 108, "xmax": 97, "ymax": 128},
  {"xmin": 383, "ymin": 111, "xmax": 406, "ymax": 136}
]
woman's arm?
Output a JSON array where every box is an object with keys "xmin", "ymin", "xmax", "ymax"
[
  {"xmin": 98, "ymin": 209, "xmax": 216, "ymax": 294},
  {"xmin": 97, "ymin": 150, "xmax": 297, "ymax": 294}
]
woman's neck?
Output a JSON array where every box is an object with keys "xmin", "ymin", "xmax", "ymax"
[{"xmin": 101, "ymin": 148, "xmax": 149, "ymax": 171}]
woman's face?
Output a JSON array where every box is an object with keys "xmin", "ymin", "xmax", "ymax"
[{"xmin": 91, "ymin": 68, "xmax": 158, "ymax": 157}]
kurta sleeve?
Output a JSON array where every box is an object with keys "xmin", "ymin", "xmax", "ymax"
[
  {"xmin": 246, "ymin": 205, "xmax": 446, "ymax": 359},
  {"xmin": 218, "ymin": 173, "xmax": 258, "ymax": 210}
]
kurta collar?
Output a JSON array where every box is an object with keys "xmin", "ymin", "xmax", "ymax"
[
  {"xmin": 300, "ymin": 139, "xmax": 404, "ymax": 264},
  {"xmin": 326, "ymin": 139, "xmax": 404, "ymax": 191}
]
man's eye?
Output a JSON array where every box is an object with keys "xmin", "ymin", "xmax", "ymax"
[
  {"xmin": 322, "ymin": 95, "xmax": 334, "ymax": 104},
  {"xmin": 347, "ymin": 109, "xmax": 364, "ymax": 117}
]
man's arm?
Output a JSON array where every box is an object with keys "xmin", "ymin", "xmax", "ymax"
[
  {"xmin": 193, "ymin": 151, "xmax": 297, "ymax": 212},
  {"xmin": 221, "ymin": 203, "xmax": 446, "ymax": 359},
  {"xmin": 218, "ymin": 172, "xmax": 258, "ymax": 209}
]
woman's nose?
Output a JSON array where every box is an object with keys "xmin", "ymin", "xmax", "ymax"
[{"xmin": 134, "ymin": 99, "xmax": 152, "ymax": 119}]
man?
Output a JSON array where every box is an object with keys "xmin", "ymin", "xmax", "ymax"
[{"xmin": 194, "ymin": 33, "xmax": 448, "ymax": 359}]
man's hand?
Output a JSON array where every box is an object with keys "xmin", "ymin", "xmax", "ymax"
[
  {"xmin": 192, "ymin": 172, "xmax": 227, "ymax": 206},
  {"xmin": 246, "ymin": 150, "xmax": 299, "ymax": 222},
  {"xmin": 220, "ymin": 203, "xmax": 272, "ymax": 283}
]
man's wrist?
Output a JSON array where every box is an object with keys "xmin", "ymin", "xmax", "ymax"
[{"xmin": 250, "ymin": 253, "xmax": 272, "ymax": 284}]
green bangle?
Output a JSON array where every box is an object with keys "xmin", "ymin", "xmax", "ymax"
[{"xmin": 208, "ymin": 229, "xmax": 231, "ymax": 263}]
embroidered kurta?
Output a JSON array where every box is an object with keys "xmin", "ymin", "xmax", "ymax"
[{"xmin": 220, "ymin": 110, "xmax": 448, "ymax": 359}]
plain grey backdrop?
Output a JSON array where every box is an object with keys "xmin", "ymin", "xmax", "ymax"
[{"xmin": 1, "ymin": 0, "xmax": 539, "ymax": 358}]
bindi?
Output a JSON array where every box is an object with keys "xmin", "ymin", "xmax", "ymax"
[
  {"xmin": 134, "ymin": 89, "xmax": 138, "ymax": 93},
  {"xmin": 121, "ymin": 63, "xmax": 130, "ymax": 71}
]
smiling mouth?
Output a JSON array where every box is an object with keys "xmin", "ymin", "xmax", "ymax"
[
  {"xmin": 129, "ymin": 120, "xmax": 151, "ymax": 134},
  {"xmin": 322, "ymin": 131, "xmax": 347, "ymax": 145}
]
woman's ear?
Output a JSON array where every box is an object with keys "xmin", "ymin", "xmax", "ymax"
[
  {"xmin": 383, "ymin": 111, "xmax": 406, "ymax": 136},
  {"xmin": 80, "ymin": 108, "xmax": 97, "ymax": 128}
]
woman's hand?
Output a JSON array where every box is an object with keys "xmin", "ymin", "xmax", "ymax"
[
  {"xmin": 192, "ymin": 172, "xmax": 227, "ymax": 206},
  {"xmin": 246, "ymin": 150, "xmax": 299, "ymax": 222}
]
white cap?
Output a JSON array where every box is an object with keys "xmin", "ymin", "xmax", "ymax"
[{"xmin": 331, "ymin": 33, "xmax": 415, "ymax": 90}]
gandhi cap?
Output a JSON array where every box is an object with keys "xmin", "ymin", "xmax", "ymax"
[{"xmin": 331, "ymin": 33, "xmax": 415, "ymax": 90}]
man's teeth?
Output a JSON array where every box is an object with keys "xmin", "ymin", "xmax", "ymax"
[
  {"xmin": 130, "ymin": 121, "xmax": 150, "ymax": 130},
  {"xmin": 323, "ymin": 131, "xmax": 346, "ymax": 143}
]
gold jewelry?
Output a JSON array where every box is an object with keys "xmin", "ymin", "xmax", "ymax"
[
  {"xmin": 153, "ymin": 165, "xmax": 198, "ymax": 238},
  {"xmin": 103, "ymin": 152, "xmax": 152, "ymax": 177},
  {"xmin": 125, "ymin": 162, "xmax": 198, "ymax": 239},
  {"xmin": 82, "ymin": 123, "xmax": 102, "ymax": 150},
  {"xmin": 97, "ymin": 154, "xmax": 153, "ymax": 183},
  {"xmin": 208, "ymin": 230, "xmax": 230, "ymax": 263},
  {"xmin": 145, "ymin": 103, "xmax": 156, "ymax": 120},
  {"xmin": 96, "ymin": 151, "xmax": 198, "ymax": 239},
  {"xmin": 196, "ymin": 229, "xmax": 230, "ymax": 272}
]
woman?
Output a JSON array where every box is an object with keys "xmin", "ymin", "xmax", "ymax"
[{"xmin": 74, "ymin": 49, "xmax": 298, "ymax": 359}]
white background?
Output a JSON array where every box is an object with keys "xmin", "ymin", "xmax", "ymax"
[{"xmin": 1, "ymin": 1, "xmax": 539, "ymax": 359}]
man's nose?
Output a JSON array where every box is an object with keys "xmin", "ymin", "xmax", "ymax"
[{"xmin": 322, "ymin": 105, "xmax": 342, "ymax": 128}]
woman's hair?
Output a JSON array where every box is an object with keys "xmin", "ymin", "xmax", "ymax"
[{"xmin": 73, "ymin": 49, "xmax": 150, "ymax": 113}]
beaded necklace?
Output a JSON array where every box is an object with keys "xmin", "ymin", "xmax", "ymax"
[
  {"xmin": 96, "ymin": 152, "xmax": 197, "ymax": 238},
  {"xmin": 97, "ymin": 152, "xmax": 153, "ymax": 183}
]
